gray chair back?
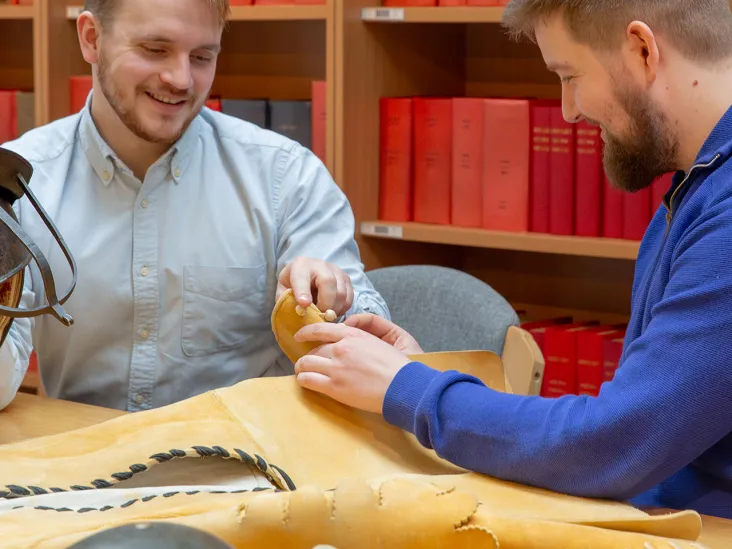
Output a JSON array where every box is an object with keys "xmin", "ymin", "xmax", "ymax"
[{"xmin": 366, "ymin": 265, "xmax": 520, "ymax": 355}]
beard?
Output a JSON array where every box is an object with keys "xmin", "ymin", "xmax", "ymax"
[
  {"xmin": 600, "ymin": 75, "xmax": 678, "ymax": 193},
  {"xmin": 96, "ymin": 48, "xmax": 200, "ymax": 145}
]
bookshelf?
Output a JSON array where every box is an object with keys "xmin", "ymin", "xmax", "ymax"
[{"xmin": 336, "ymin": 2, "xmax": 637, "ymax": 323}]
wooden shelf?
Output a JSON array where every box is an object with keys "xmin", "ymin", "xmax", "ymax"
[
  {"xmin": 0, "ymin": 5, "xmax": 33, "ymax": 19},
  {"xmin": 361, "ymin": 6, "xmax": 503, "ymax": 23},
  {"xmin": 360, "ymin": 221, "xmax": 641, "ymax": 260},
  {"xmin": 66, "ymin": 5, "xmax": 328, "ymax": 21}
]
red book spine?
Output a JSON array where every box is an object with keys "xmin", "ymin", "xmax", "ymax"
[
  {"xmin": 69, "ymin": 76, "xmax": 93, "ymax": 114},
  {"xmin": 451, "ymin": 98, "xmax": 483, "ymax": 228},
  {"xmin": 0, "ymin": 91, "xmax": 16, "ymax": 143},
  {"xmin": 548, "ymin": 106, "xmax": 575, "ymax": 235},
  {"xmin": 623, "ymin": 186, "xmax": 652, "ymax": 240},
  {"xmin": 576, "ymin": 329, "xmax": 622, "ymax": 397},
  {"xmin": 440, "ymin": 0, "xmax": 466, "ymax": 5},
  {"xmin": 521, "ymin": 316, "xmax": 573, "ymax": 354},
  {"xmin": 413, "ymin": 98, "xmax": 452, "ymax": 225},
  {"xmin": 602, "ymin": 334, "xmax": 625, "ymax": 382},
  {"xmin": 378, "ymin": 97, "xmax": 413, "ymax": 222},
  {"xmin": 541, "ymin": 324, "xmax": 583, "ymax": 397},
  {"xmin": 602, "ymin": 172, "xmax": 624, "ymax": 238},
  {"xmin": 574, "ymin": 120, "xmax": 602, "ymax": 236},
  {"xmin": 311, "ymin": 80, "xmax": 327, "ymax": 165},
  {"xmin": 466, "ymin": 0, "xmax": 499, "ymax": 4},
  {"xmin": 384, "ymin": 0, "xmax": 436, "ymax": 5},
  {"xmin": 482, "ymin": 98, "xmax": 530, "ymax": 232},
  {"xmin": 205, "ymin": 98, "xmax": 221, "ymax": 111},
  {"xmin": 529, "ymin": 100, "xmax": 552, "ymax": 233}
]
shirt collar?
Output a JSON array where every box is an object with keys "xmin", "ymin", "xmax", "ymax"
[{"xmin": 78, "ymin": 90, "xmax": 200, "ymax": 187}]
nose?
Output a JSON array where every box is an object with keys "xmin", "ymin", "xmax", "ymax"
[
  {"xmin": 160, "ymin": 54, "xmax": 193, "ymax": 91},
  {"xmin": 561, "ymin": 87, "xmax": 581, "ymax": 124}
]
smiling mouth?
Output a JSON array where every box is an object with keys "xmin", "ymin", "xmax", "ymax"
[{"xmin": 146, "ymin": 92, "xmax": 187, "ymax": 106}]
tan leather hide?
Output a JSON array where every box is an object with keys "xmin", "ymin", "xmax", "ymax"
[{"xmin": 0, "ymin": 289, "xmax": 708, "ymax": 548}]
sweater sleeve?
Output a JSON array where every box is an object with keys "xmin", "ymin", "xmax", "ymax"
[{"xmin": 382, "ymin": 210, "xmax": 732, "ymax": 501}]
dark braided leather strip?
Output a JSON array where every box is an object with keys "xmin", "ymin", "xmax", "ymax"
[
  {"xmin": 8, "ymin": 486, "xmax": 277, "ymax": 513},
  {"xmin": 1, "ymin": 445, "xmax": 296, "ymax": 500}
]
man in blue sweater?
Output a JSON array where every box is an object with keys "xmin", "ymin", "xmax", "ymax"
[{"xmin": 291, "ymin": 0, "xmax": 732, "ymax": 519}]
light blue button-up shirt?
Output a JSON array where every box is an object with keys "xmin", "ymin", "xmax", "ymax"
[{"xmin": 0, "ymin": 94, "xmax": 389, "ymax": 412}]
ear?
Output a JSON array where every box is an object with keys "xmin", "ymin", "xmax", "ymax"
[
  {"xmin": 624, "ymin": 20, "xmax": 659, "ymax": 85},
  {"xmin": 77, "ymin": 11, "xmax": 102, "ymax": 65}
]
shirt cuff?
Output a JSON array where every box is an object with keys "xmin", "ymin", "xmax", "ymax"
[{"xmin": 382, "ymin": 361, "xmax": 441, "ymax": 434}]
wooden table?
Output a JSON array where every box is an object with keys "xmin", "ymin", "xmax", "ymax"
[{"xmin": 1, "ymin": 393, "xmax": 731, "ymax": 547}]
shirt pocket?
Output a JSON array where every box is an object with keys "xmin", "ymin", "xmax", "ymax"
[{"xmin": 181, "ymin": 263, "xmax": 269, "ymax": 357}]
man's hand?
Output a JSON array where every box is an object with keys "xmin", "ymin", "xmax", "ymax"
[
  {"xmin": 344, "ymin": 313, "xmax": 424, "ymax": 355},
  {"xmin": 277, "ymin": 257, "xmax": 354, "ymax": 317},
  {"xmin": 293, "ymin": 323, "xmax": 411, "ymax": 414}
]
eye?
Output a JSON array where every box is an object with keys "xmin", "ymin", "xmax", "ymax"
[
  {"xmin": 142, "ymin": 46, "xmax": 166, "ymax": 55},
  {"xmin": 192, "ymin": 55, "xmax": 212, "ymax": 63}
]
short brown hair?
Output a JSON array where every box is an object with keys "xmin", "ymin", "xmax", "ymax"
[
  {"xmin": 83, "ymin": 0, "xmax": 231, "ymax": 29},
  {"xmin": 501, "ymin": 0, "xmax": 732, "ymax": 63}
]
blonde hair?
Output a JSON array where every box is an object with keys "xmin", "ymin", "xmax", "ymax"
[
  {"xmin": 501, "ymin": 0, "xmax": 732, "ymax": 63},
  {"xmin": 83, "ymin": 0, "xmax": 230, "ymax": 28}
]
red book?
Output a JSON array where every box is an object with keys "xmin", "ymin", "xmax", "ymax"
[
  {"xmin": 574, "ymin": 120, "xmax": 602, "ymax": 236},
  {"xmin": 623, "ymin": 186, "xmax": 651, "ymax": 240},
  {"xmin": 602, "ymin": 172, "xmax": 624, "ymax": 238},
  {"xmin": 576, "ymin": 328, "xmax": 624, "ymax": 397},
  {"xmin": 529, "ymin": 100, "xmax": 553, "ymax": 233},
  {"xmin": 205, "ymin": 97, "xmax": 221, "ymax": 111},
  {"xmin": 521, "ymin": 317, "xmax": 573, "ymax": 354},
  {"xmin": 378, "ymin": 97, "xmax": 413, "ymax": 222},
  {"xmin": 548, "ymin": 106, "xmax": 575, "ymax": 235},
  {"xmin": 230, "ymin": 0, "xmax": 254, "ymax": 4},
  {"xmin": 440, "ymin": 0, "xmax": 466, "ymax": 4},
  {"xmin": 451, "ymin": 98, "xmax": 483, "ymax": 228},
  {"xmin": 602, "ymin": 333, "xmax": 625, "ymax": 383},
  {"xmin": 466, "ymin": 0, "xmax": 499, "ymax": 4},
  {"xmin": 0, "ymin": 91, "xmax": 16, "ymax": 144},
  {"xmin": 384, "ymin": 0, "xmax": 435, "ymax": 5},
  {"xmin": 69, "ymin": 76, "xmax": 93, "ymax": 114},
  {"xmin": 311, "ymin": 80, "xmax": 327, "ymax": 165},
  {"xmin": 541, "ymin": 324, "xmax": 587, "ymax": 397},
  {"xmin": 482, "ymin": 98, "xmax": 530, "ymax": 232},
  {"xmin": 413, "ymin": 97, "xmax": 452, "ymax": 225}
]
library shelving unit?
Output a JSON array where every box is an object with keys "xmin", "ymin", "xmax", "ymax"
[
  {"xmin": 0, "ymin": 2, "xmax": 38, "ymax": 122},
  {"xmin": 335, "ymin": 2, "xmax": 638, "ymax": 326},
  {"xmin": 36, "ymin": 0, "xmax": 336, "ymax": 173}
]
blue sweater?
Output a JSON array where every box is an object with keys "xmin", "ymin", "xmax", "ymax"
[{"xmin": 383, "ymin": 106, "xmax": 732, "ymax": 519}]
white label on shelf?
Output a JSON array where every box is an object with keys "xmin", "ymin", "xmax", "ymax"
[
  {"xmin": 361, "ymin": 222, "xmax": 403, "ymax": 239},
  {"xmin": 361, "ymin": 7, "xmax": 405, "ymax": 21},
  {"xmin": 66, "ymin": 6, "xmax": 83, "ymax": 19}
]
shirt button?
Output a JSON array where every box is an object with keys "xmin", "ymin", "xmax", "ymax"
[
  {"xmin": 141, "ymin": 199, "xmax": 148, "ymax": 209},
  {"xmin": 102, "ymin": 170, "xmax": 111, "ymax": 181},
  {"xmin": 141, "ymin": 329, "xmax": 149, "ymax": 339},
  {"xmin": 135, "ymin": 393, "xmax": 145, "ymax": 405},
  {"xmin": 140, "ymin": 266, "xmax": 149, "ymax": 277},
  {"xmin": 174, "ymin": 168, "xmax": 181, "ymax": 178}
]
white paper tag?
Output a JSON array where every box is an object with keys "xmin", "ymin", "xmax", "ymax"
[
  {"xmin": 66, "ymin": 6, "xmax": 83, "ymax": 19},
  {"xmin": 361, "ymin": 7, "xmax": 405, "ymax": 21},
  {"xmin": 361, "ymin": 222, "xmax": 403, "ymax": 239}
]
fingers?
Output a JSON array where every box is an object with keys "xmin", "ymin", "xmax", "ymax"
[
  {"xmin": 294, "ymin": 322, "xmax": 353, "ymax": 344},
  {"xmin": 344, "ymin": 313, "xmax": 395, "ymax": 339},
  {"xmin": 294, "ymin": 354, "xmax": 331, "ymax": 376},
  {"xmin": 295, "ymin": 371, "xmax": 332, "ymax": 395},
  {"xmin": 312, "ymin": 264, "xmax": 338, "ymax": 312}
]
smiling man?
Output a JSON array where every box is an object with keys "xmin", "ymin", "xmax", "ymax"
[
  {"xmin": 291, "ymin": 0, "xmax": 732, "ymax": 519},
  {"xmin": 0, "ymin": 0, "xmax": 388, "ymax": 412}
]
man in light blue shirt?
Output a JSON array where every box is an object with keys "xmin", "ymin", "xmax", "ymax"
[{"xmin": 0, "ymin": 0, "xmax": 388, "ymax": 412}]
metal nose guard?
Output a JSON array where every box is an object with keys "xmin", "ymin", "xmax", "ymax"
[{"xmin": 0, "ymin": 147, "xmax": 77, "ymax": 326}]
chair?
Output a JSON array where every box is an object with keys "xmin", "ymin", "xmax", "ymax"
[{"xmin": 365, "ymin": 265, "xmax": 544, "ymax": 396}]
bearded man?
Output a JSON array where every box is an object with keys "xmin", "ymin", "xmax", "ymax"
[
  {"xmin": 0, "ymin": 0, "xmax": 388, "ymax": 412},
  {"xmin": 291, "ymin": 0, "xmax": 732, "ymax": 518}
]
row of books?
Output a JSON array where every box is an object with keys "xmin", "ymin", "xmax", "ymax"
[
  {"xmin": 382, "ymin": 0, "xmax": 509, "ymax": 6},
  {"xmin": 378, "ymin": 96, "xmax": 672, "ymax": 240},
  {"xmin": 70, "ymin": 76, "xmax": 327, "ymax": 166},
  {"xmin": 0, "ymin": 89, "xmax": 35, "ymax": 143},
  {"xmin": 521, "ymin": 316, "xmax": 626, "ymax": 398}
]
